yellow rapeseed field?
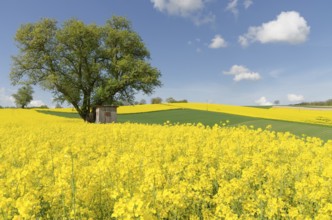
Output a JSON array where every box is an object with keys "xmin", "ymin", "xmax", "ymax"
[
  {"xmin": 117, "ymin": 104, "xmax": 181, "ymax": 114},
  {"xmin": 55, "ymin": 103, "xmax": 332, "ymax": 127},
  {"xmin": 55, "ymin": 104, "xmax": 180, "ymax": 114},
  {"xmin": 1, "ymin": 108, "xmax": 332, "ymax": 219},
  {"xmin": 169, "ymin": 103, "xmax": 332, "ymax": 126}
]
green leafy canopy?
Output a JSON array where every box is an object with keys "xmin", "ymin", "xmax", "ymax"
[
  {"xmin": 11, "ymin": 16, "xmax": 162, "ymax": 122},
  {"xmin": 12, "ymin": 85, "xmax": 34, "ymax": 108}
]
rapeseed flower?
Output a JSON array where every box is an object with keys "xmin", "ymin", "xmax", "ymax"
[{"xmin": 0, "ymin": 109, "xmax": 332, "ymax": 219}]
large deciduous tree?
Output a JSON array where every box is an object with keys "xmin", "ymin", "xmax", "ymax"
[
  {"xmin": 10, "ymin": 16, "xmax": 162, "ymax": 122},
  {"xmin": 12, "ymin": 85, "xmax": 34, "ymax": 108}
]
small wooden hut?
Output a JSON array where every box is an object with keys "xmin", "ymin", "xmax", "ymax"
[{"xmin": 95, "ymin": 106, "xmax": 118, "ymax": 123}]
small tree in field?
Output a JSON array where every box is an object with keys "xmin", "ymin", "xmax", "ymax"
[
  {"xmin": 151, "ymin": 97, "xmax": 162, "ymax": 104},
  {"xmin": 12, "ymin": 85, "xmax": 34, "ymax": 108},
  {"xmin": 10, "ymin": 16, "xmax": 162, "ymax": 122},
  {"xmin": 166, "ymin": 97, "xmax": 188, "ymax": 103},
  {"xmin": 166, "ymin": 97, "xmax": 176, "ymax": 103},
  {"xmin": 139, "ymin": 99, "xmax": 147, "ymax": 105}
]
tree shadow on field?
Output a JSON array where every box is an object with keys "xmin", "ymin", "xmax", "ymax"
[{"xmin": 36, "ymin": 110, "xmax": 80, "ymax": 119}]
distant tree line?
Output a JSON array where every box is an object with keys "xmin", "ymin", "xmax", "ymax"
[
  {"xmin": 166, "ymin": 97, "xmax": 188, "ymax": 103},
  {"xmin": 293, "ymin": 99, "xmax": 332, "ymax": 106},
  {"xmin": 149, "ymin": 97, "xmax": 188, "ymax": 104},
  {"xmin": 151, "ymin": 97, "xmax": 163, "ymax": 104}
]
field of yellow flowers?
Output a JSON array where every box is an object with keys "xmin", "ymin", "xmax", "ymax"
[
  {"xmin": 1, "ymin": 108, "xmax": 332, "ymax": 219},
  {"xmin": 169, "ymin": 103, "xmax": 332, "ymax": 126},
  {"xmin": 55, "ymin": 103, "xmax": 332, "ymax": 126},
  {"xmin": 53, "ymin": 104, "xmax": 181, "ymax": 114}
]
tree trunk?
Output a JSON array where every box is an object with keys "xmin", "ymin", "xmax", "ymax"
[
  {"xmin": 71, "ymin": 103, "xmax": 95, "ymax": 123},
  {"xmin": 76, "ymin": 107, "xmax": 90, "ymax": 123},
  {"xmin": 85, "ymin": 107, "xmax": 96, "ymax": 123}
]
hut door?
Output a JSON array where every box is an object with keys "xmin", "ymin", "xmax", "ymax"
[{"xmin": 104, "ymin": 111, "xmax": 111, "ymax": 123}]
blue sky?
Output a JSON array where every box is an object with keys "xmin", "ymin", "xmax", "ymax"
[{"xmin": 1, "ymin": 0, "xmax": 332, "ymax": 107}]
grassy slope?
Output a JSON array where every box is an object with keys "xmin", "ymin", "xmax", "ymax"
[
  {"xmin": 117, "ymin": 109, "xmax": 252, "ymax": 125},
  {"xmin": 168, "ymin": 103, "xmax": 332, "ymax": 126},
  {"xmin": 38, "ymin": 108, "xmax": 332, "ymax": 141},
  {"xmin": 117, "ymin": 109, "xmax": 332, "ymax": 141}
]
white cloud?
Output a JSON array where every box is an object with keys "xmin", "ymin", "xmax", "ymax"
[
  {"xmin": 0, "ymin": 88, "xmax": 15, "ymax": 107},
  {"xmin": 238, "ymin": 35, "xmax": 249, "ymax": 47},
  {"xmin": 243, "ymin": 0, "xmax": 253, "ymax": 9},
  {"xmin": 255, "ymin": 96, "xmax": 272, "ymax": 106},
  {"xmin": 239, "ymin": 11, "xmax": 310, "ymax": 47},
  {"xmin": 209, "ymin": 35, "xmax": 227, "ymax": 48},
  {"xmin": 150, "ymin": 0, "xmax": 215, "ymax": 25},
  {"xmin": 287, "ymin": 94, "xmax": 304, "ymax": 102},
  {"xmin": 223, "ymin": 65, "xmax": 261, "ymax": 82},
  {"xmin": 226, "ymin": 0, "xmax": 253, "ymax": 16},
  {"xmin": 226, "ymin": 0, "xmax": 238, "ymax": 16},
  {"xmin": 29, "ymin": 100, "xmax": 46, "ymax": 107},
  {"xmin": 151, "ymin": 0, "xmax": 204, "ymax": 16}
]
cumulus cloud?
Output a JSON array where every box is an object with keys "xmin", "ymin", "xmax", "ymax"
[
  {"xmin": 0, "ymin": 88, "xmax": 15, "ymax": 106},
  {"xmin": 29, "ymin": 100, "xmax": 46, "ymax": 107},
  {"xmin": 287, "ymin": 94, "xmax": 304, "ymax": 102},
  {"xmin": 226, "ymin": 0, "xmax": 239, "ymax": 16},
  {"xmin": 238, "ymin": 35, "xmax": 249, "ymax": 47},
  {"xmin": 239, "ymin": 11, "xmax": 310, "ymax": 47},
  {"xmin": 226, "ymin": 0, "xmax": 253, "ymax": 16},
  {"xmin": 151, "ymin": 0, "xmax": 203, "ymax": 16},
  {"xmin": 223, "ymin": 65, "xmax": 261, "ymax": 82},
  {"xmin": 255, "ymin": 96, "xmax": 272, "ymax": 106},
  {"xmin": 209, "ymin": 35, "xmax": 227, "ymax": 48},
  {"xmin": 150, "ymin": 0, "xmax": 215, "ymax": 25},
  {"xmin": 243, "ymin": 0, "xmax": 253, "ymax": 9}
]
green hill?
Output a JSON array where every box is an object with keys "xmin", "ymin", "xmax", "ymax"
[
  {"xmin": 118, "ymin": 109, "xmax": 332, "ymax": 141},
  {"xmin": 38, "ymin": 109, "xmax": 332, "ymax": 141}
]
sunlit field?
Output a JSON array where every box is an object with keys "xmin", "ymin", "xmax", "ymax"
[
  {"xmin": 39, "ymin": 104, "xmax": 332, "ymax": 141},
  {"xmin": 53, "ymin": 104, "xmax": 181, "ymax": 114},
  {"xmin": 1, "ymin": 108, "xmax": 332, "ymax": 219},
  {"xmin": 55, "ymin": 103, "xmax": 332, "ymax": 126},
  {"xmin": 169, "ymin": 103, "xmax": 332, "ymax": 126}
]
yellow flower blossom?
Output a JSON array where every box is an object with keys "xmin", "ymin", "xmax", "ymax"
[{"xmin": 0, "ymin": 108, "xmax": 332, "ymax": 219}]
